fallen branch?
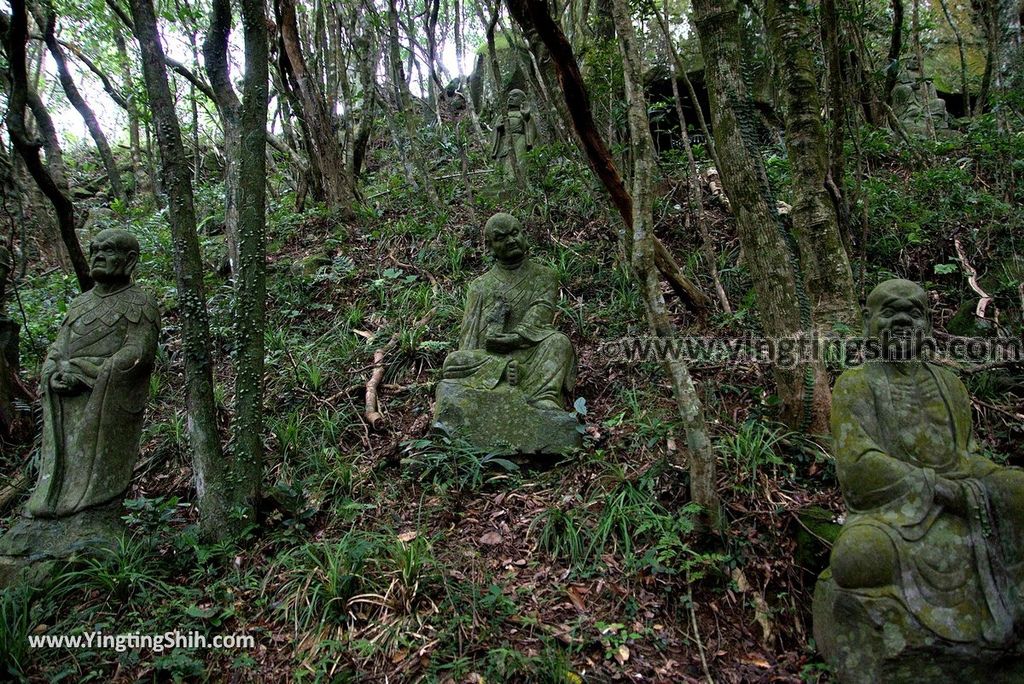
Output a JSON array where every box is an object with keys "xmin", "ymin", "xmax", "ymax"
[
  {"xmin": 953, "ymin": 237, "xmax": 994, "ymax": 321},
  {"xmin": 364, "ymin": 348, "xmax": 387, "ymax": 431},
  {"xmin": 654, "ymin": 238, "xmax": 712, "ymax": 314},
  {"xmin": 363, "ymin": 311, "xmax": 435, "ymax": 431},
  {"xmin": 0, "ymin": 470, "xmax": 29, "ymax": 514}
]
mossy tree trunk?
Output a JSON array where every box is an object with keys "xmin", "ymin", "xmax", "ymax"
[
  {"xmin": 203, "ymin": 0, "xmax": 241, "ymax": 274},
  {"xmin": 231, "ymin": 0, "xmax": 269, "ymax": 535},
  {"xmin": 506, "ymin": 0, "xmax": 720, "ymax": 526},
  {"xmin": 128, "ymin": 0, "xmax": 227, "ymax": 535},
  {"xmin": 198, "ymin": 0, "xmax": 269, "ymax": 540},
  {"xmin": 610, "ymin": 0, "xmax": 721, "ymax": 527},
  {"xmin": 764, "ymin": 0, "xmax": 859, "ymax": 331},
  {"xmin": 692, "ymin": 0, "xmax": 830, "ymax": 431}
]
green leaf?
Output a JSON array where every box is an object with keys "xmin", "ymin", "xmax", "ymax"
[{"xmin": 573, "ymin": 397, "xmax": 588, "ymax": 416}]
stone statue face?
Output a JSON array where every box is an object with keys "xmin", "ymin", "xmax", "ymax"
[
  {"xmin": 485, "ymin": 214, "xmax": 528, "ymax": 266},
  {"xmin": 507, "ymin": 89, "xmax": 526, "ymax": 110},
  {"xmin": 89, "ymin": 229, "xmax": 139, "ymax": 285},
  {"xmin": 865, "ymin": 279, "xmax": 931, "ymax": 360}
]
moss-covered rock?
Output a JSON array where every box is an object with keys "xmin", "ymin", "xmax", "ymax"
[{"xmin": 433, "ymin": 380, "xmax": 581, "ymax": 455}]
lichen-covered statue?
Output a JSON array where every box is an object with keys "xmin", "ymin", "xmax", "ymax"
[
  {"xmin": 491, "ymin": 89, "xmax": 537, "ymax": 177},
  {"xmin": 0, "ymin": 228, "xmax": 159, "ymax": 585},
  {"xmin": 434, "ymin": 213, "xmax": 580, "ymax": 454},
  {"xmin": 813, "ymin": 279, "xmax": 1024, "ymax": 683},
  {"xmin": 892, "ymin": 56, "xmax": 951, "ymax": 134}
]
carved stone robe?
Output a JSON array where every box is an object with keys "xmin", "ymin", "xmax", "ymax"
[
  {"xmin": 832, "ymin": 361, "xmax": 1024, "ymax": 646},
  {"xmin": 492, "ymin": 108, "xmax": 538, "ymax": 174},
  {"xmin": 442, "ymin": 259, "xmax": 575, "ymax": 406},
  {"xmin": 27, "ymin": 284, "xmax": 159, "ymax": 518}
]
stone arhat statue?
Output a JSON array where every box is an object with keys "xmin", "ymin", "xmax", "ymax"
[
  {"xmin": 0, "ymin": 228, "xmax": 160, "ymax": 585},
  {"xmin": 813, "ymin": 278, "xmax": 1024, "ymax": 682},
  {"xmin": 491, "ymin": 89, "xmax": 538, "ymax": 177},
  {"xmin": 892, "ymin": 55, "xmax": 951, "ymax": 133},
  {"xmin": 433, "ymin": 213, "xmax": 580, "ymax": 454}
]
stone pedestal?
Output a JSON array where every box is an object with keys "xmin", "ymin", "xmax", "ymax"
[
  {"xmin": 0, "ymin": 505, "xmax": 124, "ymax": 587},
  {"xmin": 813, "ymin": 571, "xmax": 1024, "ymax": 684},
  {"xmin": 433, "ymin": 380, "xmax": 581, "ymax": 455}
]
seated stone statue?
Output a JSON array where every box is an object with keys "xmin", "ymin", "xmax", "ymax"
[
  {"xmin": 434, "ymin": 213, "xmax": 580, "ymax": 454},
  {"xmin": 892, "ymin": 56, "xmax": 951, "ymax": 135},
  {"xmin": 0, "ymin": 228, "xmax": 159, "ymax": 585},
  {"xmin": 813, "ymin": 278, "xmax": 1024, "ymax": 683}
]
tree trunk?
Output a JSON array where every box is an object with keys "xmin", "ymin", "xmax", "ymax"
[
  {"xmin": 935, "ymin": 0, "xmax": 970, "ymax": 113},
  {"xmin": 882, "ymin": 0, "xmax": 904, "ymax": 110},
  {"xmin": 274, "ymin": 0, "xmax": 355, "ymax": 215},
  {"xmin": 203, "ymin": 0, "xmax": 241, "ymax": 273},
  {"xmin": 112, "ymin": 19, "xmax": 141, "ymax": 193},
  {"xmin": 764, "ymin": 0, "xmax": 859, "ymax": 331},
  {"xmin": 38, "ymin": 8, "xmax": 125, "ymax": 204},
  {"xmin": 692, "ymin": 0, "xmax": 828, "ymax": 431},
  {"xmin": 128, "ymin": 0, "xmax": 226, "ymax": 533},
  {"xmin": 611, "ymin": 0, "xmax": 721, "ymax": 527},
  {"xmin": 657, "ymin": 0, "xmax": 730, "ymax": 313},
  {"xmin": 506, "ymin": 0, "xmax": 719, "ymax": 524},
  {"xmin": 1, "ymin": 2, "xmax": 92, "ymax": 291},
  {"xmin": 386, "ymin": 0, "xmax": 440, "ymax": 201},
  {"xmin": 231, "ymin": 0, "xmax": 269, "ymax": 536}
]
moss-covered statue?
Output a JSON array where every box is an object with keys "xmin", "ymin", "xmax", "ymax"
[
  {"xmin": 434, "ymin": 213, "xmax": 580, "ymax": 454},
  {"xmin": 0, "ymin": 229, "xmax": 159, "ymax": 586},
  {"xmin": 813, "ymin": 279, "xmax": 1024, "ymax": 683},
  {"xmin": 491, "ymin": 89, "xmax": 537, "ymax": 177},
  {"xmin": 892, "ymin": 56, "xmax": 951, "ymax": 134}
]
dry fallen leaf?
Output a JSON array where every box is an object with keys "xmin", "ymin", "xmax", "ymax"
[
  {"xmin": 566, "ymin": 586, "xmax": 587, "ymax": 612},
  {"xmin": 479, "ymin": 531, "xmax": 503, "ymax": 545},
  {"xmin": 397, "ymin": 530, "xmax": 418, "ymax": 543},
  {"xmin": 613, "ymin": 644, "xmax": 630, "ymax": 665}
]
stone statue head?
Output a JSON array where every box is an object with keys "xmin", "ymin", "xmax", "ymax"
[
  {"xmin": 865, "ymin": 278, "xmax": 931, "ymax": 360},
  {"xmin": 89, "ymin": 228, "xmax": 140, "ymax": 286},
  {"xmin": 507, "ymin": 89, "xmax": 526, "ymax": 110},
  {"xmin": 484, "ymin": 213, "xmax": 528, "ymax": 266}
]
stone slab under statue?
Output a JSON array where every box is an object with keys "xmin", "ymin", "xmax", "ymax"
[
  {"xmin": 813, "ymin": 278, "xmax": 1024, "ymax": 682},
  {"xmin": 433, "ymin": 213, "xmax": 581, "ymax": 455},
  {"xmin": 0, "ymin": 228, "xmax": 159, "ymax": 587}
]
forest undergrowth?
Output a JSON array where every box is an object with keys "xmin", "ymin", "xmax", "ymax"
[{"xmin": 1, "ymin": 112, "xmax": 1022, "ymax": 682}]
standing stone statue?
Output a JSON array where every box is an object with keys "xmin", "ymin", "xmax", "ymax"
[
  {"xmin": 434, "ymin": 213, "xmax": 580, "ymax": 454},
  {"xmin": 491, "ymin": 89, "xmax": 538, "ymax": 177},
  {"xmin": 892, "ymin": 56, "xmax": 951, "ymax": 134},
  {"xmin": 813, "ymin": 279, "xmax": 1024, "ymax": 683},
  {"xmin": 0, "ymin": 228, "xmax": 159, "ymax": 585}
]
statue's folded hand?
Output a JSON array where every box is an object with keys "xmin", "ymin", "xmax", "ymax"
[
  {"xmin": 935, "ymin": 477, "xmax": 968, "ymax": 516},
  {"xmin": 485, "ymin": 332, "xmax": 523, "ymax": 353}
]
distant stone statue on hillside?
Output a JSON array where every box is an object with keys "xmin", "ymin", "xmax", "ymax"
[
  {"xmin": 491, "ymin": 89, "xmax": 538, "ymax": 177},
  {"xmin": 434, "ymin": 213, "xmax": 580, "ymax": 454},
  {"xmin": 892, "ymin": 56, "xmax": 951, "ymax": 134},
  {"xmin": 813, "ymin": 278, "xmax": 1024, "ymax": 683},
  {"xmin": 0, "ymin": 228, "xmax": 160, "ymax": 586}
]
